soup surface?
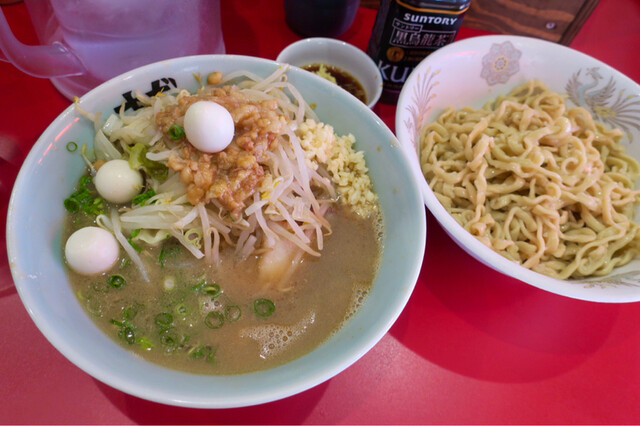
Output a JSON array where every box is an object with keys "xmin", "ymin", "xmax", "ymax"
[{"xmin": 66, "ymin": 206, "xmax": 381, "ymax": 374}]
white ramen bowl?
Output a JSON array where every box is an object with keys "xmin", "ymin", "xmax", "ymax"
[
  {"xmin": 277, "ymin": 37, "xmax": 383, "ymax": 108},
  {"xmin": 396, "ymin": 35, "xmax": 640, "ymax": 303},
  {"xmin": 7, "ymin": 55, "xmax": 426, "ymax": 407}
]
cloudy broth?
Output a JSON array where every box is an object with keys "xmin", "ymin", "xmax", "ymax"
[{"xmin": 65, "ymin": 208, "xmax": 381, "ymax": 375}]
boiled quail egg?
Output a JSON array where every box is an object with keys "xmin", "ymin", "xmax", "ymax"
[
  {"xmin": 65, "ymin": 226, "xmax": 119, "ymax": 275},
  {"xmin": 94, "ymin": 159, "xmax": 143, "ymax": 204},
  {"xmin": 183, "ymin": 100, "xmax": 234, "ymax": 153}
]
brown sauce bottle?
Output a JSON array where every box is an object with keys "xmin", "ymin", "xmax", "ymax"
[{"xmin": 366, "ymin": 0, "xmax": 471, "ymax": 103}]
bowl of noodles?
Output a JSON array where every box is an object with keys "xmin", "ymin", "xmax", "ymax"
[
  {"xmin": 7, "ymin": 54, "xmax": 426, "ymax": 407},
  {"xmin": 396, "ymin": 35, "xmax": 640, "ymax": 303}
]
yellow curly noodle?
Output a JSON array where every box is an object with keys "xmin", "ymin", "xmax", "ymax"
[{"xmin": 419, "ymin": 80, "xmax": 640, "ymax": 279}]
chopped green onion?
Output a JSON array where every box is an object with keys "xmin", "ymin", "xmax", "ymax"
[
  {"xmin": 203, "ymin": 283, "xmax": 221, "ymax": 298},
  {"xmin": 121, "ymin": 327, "xmax": 136, "ymax": 344},
  {"xmin": 154, "ymin": 312, "xmax": 174, "ymax": 327},
  {"xmin": 116, "ymin": 323, "xmax": 136, "ymax": 345},
  {"xmin": 174, "ymin": 303, "xmax": 190, "ymax": 317},
  {"xmin": 185, "ymin": 228, "xmax": 203, "ymax": 248},
  {"xmin": 225, "ymin": 304, "xmax": 241, "ymax": 322},
  {"xmin": 122, "ymin": 303, "xmax": 141, "ymax": 321},
  {"xmin": 159, "ymin": 243, "xmax": 181, "ymax": 267},
  {"xmin": 188, "ymin": 345, "xmax": 204, "ymax": 358},
  {"xmin": 206, "ymin": 347, "xmax": 216, "ymax": 364},
  {"xmin": 66, "ymin": 141, "xmax": 78, "ymax": 152},
  {"xmin": 63, "ymin": 197, "xmax": 80, "ymax": 212},
  {"xmin": 127, "ymin": 228, "xmax": 142, "ymax": 251},
  {"xmin": 107, "ymin": 274, "xmax": 126, "ymax": 288},
  {"xmin": 136, "ymin": 336, "xmax": 154, "ymax": 350},
  {"xmin": 253, "ymin": 298, "xmax": 275, "ymax": 317},
  {"xmin": 132, "ymin": 188, "xmax": 156, "ymax": 206},
  {"xmin": 127, "ymin": 237, "xmax": 142, "ymax": 252},
  {"xmin": 192, "ymin": 280, "xmax": 222, "ymax": 298},
  {"xmin": 85, "ymin": 297, "xmax": 102, "ymax": 315},
  {"xmin": 188, "ymin": 344, "xmax": 216, "ymax": 364},
  {"xmin": 191, "ymin": 279, "xmax": 206, "ymax": 291},
  {"xmin": 179, "ymin": 335, "xmax": 190, "ymax": 349},
  {"xmin": 84, "ymin": 197, "xmax": 104, "ymax": 215},
  {"xmin": 168, "ymin": 124, "xmax": 185, "ymax": 140},
  {"xmin": 160, "ymin": 333, "xmax": 178, "ymax": 349},
  {"xmin": 64, "ymin": 174, "xmax": 105, "ymax": 216},
  {"xmin": 204, "ymin": 311, "xmax": 224, "ymax": 329}
]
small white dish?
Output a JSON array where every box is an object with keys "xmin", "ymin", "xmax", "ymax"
[
  {"xmin": 277, "ymin": 37, "xmax": 382, "ymax": 108},
  {"xmin": 396, "ymin": 35, "xmax": 640, "ymax": 303}
]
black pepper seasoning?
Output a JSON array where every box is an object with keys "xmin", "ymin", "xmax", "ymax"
[{"xmin": 366, "ymin": 0, "xmax": 471, "ymax": 103}]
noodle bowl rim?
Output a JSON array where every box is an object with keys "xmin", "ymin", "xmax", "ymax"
[{"xmin": 7, "ymin": 54, "xmax": 426, "ymax": 407}]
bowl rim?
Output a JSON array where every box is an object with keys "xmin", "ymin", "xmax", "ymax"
[
  {"xmin": 396, "ymin": 35, "xmax": 640, "ymax": 304},
  {"xmin": 276, "ymin": 37, "xmax": 383, "ymax": 108},
  {"xmin": 6, "ymin": 53, "xmax": 426, "ymax": 407}
]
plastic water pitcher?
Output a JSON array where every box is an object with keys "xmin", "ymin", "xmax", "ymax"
[{"xmin": 0, "ymin": 0, "xmax": 225, "ymax": 99}]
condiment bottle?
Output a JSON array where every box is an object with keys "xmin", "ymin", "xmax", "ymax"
[{"xmin": 366, "ymin": 0, "xmax": 471, "ymax": 103}]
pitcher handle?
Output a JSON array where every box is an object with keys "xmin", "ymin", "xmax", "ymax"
[{"xmin": 0, "ymin": 7, "xmax": 85, "ymax": 78}]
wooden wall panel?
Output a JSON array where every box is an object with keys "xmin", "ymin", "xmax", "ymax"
[{"xmin": 360, "ymin": 0, "xmax": 599, "ymax": 45}]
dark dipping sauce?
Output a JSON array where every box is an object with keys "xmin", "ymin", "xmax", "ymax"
[{"xmin": 302, "ymin": 63, "xmax": 367, "ymax": 104}]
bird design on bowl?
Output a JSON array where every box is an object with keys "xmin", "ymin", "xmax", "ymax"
[{"xmin": 566, "ymin": 67, "xmax": 640, "ymax": 141}]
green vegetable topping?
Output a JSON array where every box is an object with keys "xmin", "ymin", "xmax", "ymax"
[
  {"xmin": 192, "ymin": 280, "xmax": 221, "ymax": 298},
  {"xmin": 188, "ymin": 344, "xmax": 216, "ymax": 364},
  {"xmin": 110, "ymin": 319, "xmax": 137, "ymax": 345},
  {"xmin": 168, "ymin": 124, "xmax": 186, "ymax": 140},
  {"xmin": 204, "ymin": 311, "xmax": 224, "ymax": 329},
  {"xmin": 122, "ymin": 303, "xmax": 142, "ymax": 321},
  {"xmin": 203, "ymin": 283, "xmax": 221, "ymax": 298},
  {"xmin": 107, "ymin": 274, "xmax": 126, "ymax": 288},
  {"xmin": 63, "ymin": 175, "xmax": 104, "ymax": 216},
  {"xmin": 127, "ymin": 228, "xmax": 142, "ymax": 252},
  {"xmin": 225, "ymin": 304, "xmax": 242, "ymax": 322},
  {"xmin": 131, "ymin": 188, "xmax": 156, "ymax": 206},
  {"xmin": 253, "ymin": 298, "xmax": 275, "ymax": 317},
  {"xmin": 174, "ymin": 303, "xmax": 190, "ymax": 317},
  {"xmin": 63, "ymin": 198, "xmax": 81, "ymax": 212},
  {"xmin": 120, "ymin": 325, "xmax": 136, "ymax": 345},
  {"xmin": 160, "ymin": 333, "xmax": 179, "ymax": 350},
  {"xmin": 128, "ymin": 143, "xmax": 168, "ymax": 180},
  {"xmin": 136, "ymin": 336, "xmax": 154, "ymax": 350},
  {"xmin": 158, "ymin": 243, "xmax": 181, "ymax": 267},
  {"xmin": 154, "ymin": 312, "xmax": 174, "ymax": 327},
  {"xmin": 110, "ymin": 304, "xmax": 149, "ymax": 348},
  {"xmin": 66, "ymin": 141, "xmax": 78, "ymax": 152}
]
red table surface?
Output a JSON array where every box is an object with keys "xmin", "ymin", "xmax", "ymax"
[{"xmin": 1, "ymin": 1, "xmax": 640, "ymax": 424}]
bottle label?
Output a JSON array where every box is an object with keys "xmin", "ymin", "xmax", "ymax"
[{"xmin": 367, "ymin": 0, "xmax": 469, "ymax": 101}]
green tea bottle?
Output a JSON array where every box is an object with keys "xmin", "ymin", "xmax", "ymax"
[{"xmin": 366, "ymin": 0, "xmax": 471, "ymax": 103}]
